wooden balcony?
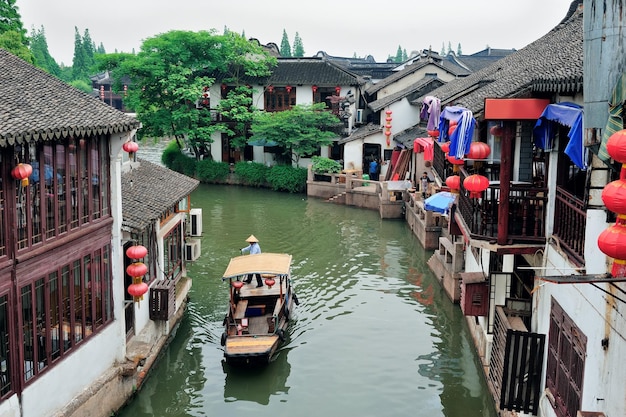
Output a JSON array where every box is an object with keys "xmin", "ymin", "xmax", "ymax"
[{"xmin": 552, "ymin": 187, "xmax": 586, "ymax": 266}]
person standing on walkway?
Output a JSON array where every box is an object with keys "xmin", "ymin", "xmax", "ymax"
[
  {"xmin": 369, "ymin": 158, "xmax": 380, "ymax": 181},
  {"xmin": 241, "ymin": 235, "xmax": 263, "ymax": 287}
]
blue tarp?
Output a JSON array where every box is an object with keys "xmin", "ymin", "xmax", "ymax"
[
  {"xmin": 424, "ymin": 191, "xmax": 457, "ymax": 214},
  {"xmin": 533, "ymin": 102, "xmax": 586, "ymax": 169}
]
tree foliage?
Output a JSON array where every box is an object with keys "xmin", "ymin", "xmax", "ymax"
[
  {"xmin": 251, "ymin": 103, "xmax": 340, "ymax": 164},
  {"xmin": 293, "ymin": 32, "xmax": 304, "ymax": 57},
  {"xmin": 280, "ymin": 29, "xmax": 291, "ymax": 57},
  {"xmin": 0, "ymin": 0, "xmax": 32, "ymax": 62},
  {"xmin": 30, "ymin": 26, "xmax": 61, "ymax": 77},
  {"xmin": 98, "ymin": 30, "xmax": 276, "ymax": 159},
  {"xmin": 394, "ymin": 45, "xmax": 403, "ymax": 63},
  {"xmin": 0, "ymin": 30, "xmax": 32, "ymax": 62}
]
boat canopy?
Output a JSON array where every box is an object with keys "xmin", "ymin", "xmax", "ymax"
[{"xmin": 222, "ymin": 253, "xmax": 292, "ymax": 280}]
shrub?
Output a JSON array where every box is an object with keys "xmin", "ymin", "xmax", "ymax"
[
  {"xmin": 311, "ymin": 156, "xmax": 342, "ymax": 173},
  {"xmin": 266, "ymin": 165, "xmax": 307, "ymax": 193},
  {"xmin": 234, "ymin": 161, "xmax": 269, "ymax": 186},
  {"xmin": 196, "ymin": 159, "xmax": 230, "ymax": 182},
  {"xmin": 161, "ymin": 141, "xmax": 182, "ymax": 168},
  {"xmin": 170, "ymin": 152, "xmax": 197, "ymax": 177}
]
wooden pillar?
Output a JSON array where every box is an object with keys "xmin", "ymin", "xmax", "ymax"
[{"xmin": 497, "ymin": 123, "xmax": 512, "ymax": 245}]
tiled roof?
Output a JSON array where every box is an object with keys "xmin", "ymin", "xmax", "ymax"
[
  {"xmin": 413, "ymin": 2, "xmax": 583, "ymax": 117},
  {"xmin": 365, "ymin": 59, "xmax": 456, "ymax": 96},
  {"xmin": 121, "ymin": 159, "xmax": 200, "ymax": 231},
  {"xmin": 241, "ymin": 57, "xmax": 363, "ymax": 87},
  {"xmin": 0, "ymin": 48, "xmax": 140, "ymax": 146},
  {"xmin": 368, "ymin": 77, "xmax": 444, "ymax": 112},
  {"xmin": 338, "ymin": 123, "xmax": 381, "ymax": 145},
  {"xmin": 394, "ymin": 125, "xmax": 429, "ymax": 149}
]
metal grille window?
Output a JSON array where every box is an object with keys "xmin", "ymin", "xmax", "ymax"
[{"xmin": 546, "ymin": 297, "xmax": 586, "ymax": 417}]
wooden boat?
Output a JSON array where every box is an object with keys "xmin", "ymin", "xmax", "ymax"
[{"xmin": 220, "ymin": 253, "xmax": 298, "ymax": 366}]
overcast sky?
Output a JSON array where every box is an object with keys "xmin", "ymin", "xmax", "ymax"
[{"xmin": 17, "ymin": 0, "xmax": 574, "ymax": 66}]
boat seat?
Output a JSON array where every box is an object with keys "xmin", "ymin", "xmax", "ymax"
[{"xmin": 234, "ymin": 299, "xmax": 248, "ymax": 319}]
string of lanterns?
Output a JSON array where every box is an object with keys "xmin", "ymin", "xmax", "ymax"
[
  {"xmin": 384, "ymin": 110, "xmax": 392, "ymax": 147},
  {"xmin": 126, "ymin": 244, "xmax": 149, "ymax": 303}
]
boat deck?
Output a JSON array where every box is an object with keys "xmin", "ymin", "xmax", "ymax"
[{"xmin": 236, "ymin": 280, "xmax": 286, "ymax": 297}]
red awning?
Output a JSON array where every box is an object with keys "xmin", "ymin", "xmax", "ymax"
[
  {"xmin": 484, "ymin": 98, "xmax": 551, "ymax": 120},
  {"xmin": 413, "ymin": 137, "xmax": 434, "ymax": 161}
]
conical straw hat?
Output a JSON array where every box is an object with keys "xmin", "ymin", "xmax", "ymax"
[{"xmin": 246, "ymin": 234, "xmax": 259, "ymax": 243}]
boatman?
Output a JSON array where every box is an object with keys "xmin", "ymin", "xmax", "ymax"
[{"xmin": 241, "ymin": 235, "xmax": 263, "ymax": 287}]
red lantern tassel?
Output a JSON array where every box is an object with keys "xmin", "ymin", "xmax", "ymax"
[{"xmin": 611, "ymin": 259, "xmax": 626, "ymax": 278}]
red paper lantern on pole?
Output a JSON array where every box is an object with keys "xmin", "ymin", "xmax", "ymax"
[
  {"xmin": 466, "ymin": 142, "xmax": 491, "ymax": 160},
  {"xmin": 446, "ymin": 154, "xmax": 465, "ymax": 172},
  {"xmin": 602, "ymin": 180, "xmax": 626, "ymax": 215},
  {"xmin": 11, "ymin": 163, "xmax": 33, "ymax": 187},
  {"xmin": 427, "ymin": 130, "xmax": 439, "ymax": 139},
  {"xmin": 463, "ymin": 174, "xmax": 490, "ymax": 198},
  {"xmin": 123, "ymin": 141, "xmax": 139, "ymax": 159},
  {"xmin": 232, "ymin": 280, "xmax": 244, "ymax": 290},
  {"xmin": 311, "ymin": 85, "xmax": 318, "ymax": 93},
  {"xmin": 445, "ymin": 175, "xmax": 461, "ymax": 191},
  {"xmin": 126, "ymin": 245, "xmax": 148, "ymax": 260},
  {"xmin": 598, "ymin": 223, "xmax": 626, "ymax": 277},
  {"xmin": 490, "ymin": 125, "xmax": 504, "ymax": 137},
  {"xmin": 264, "ymin": 278, "xmax": 275, "ymax": 288},
  {"xmin": 607, "ymin": 130, "xmax": 626, "ymax": 163},
  {"xmin": 440, "ymin": 142, "xmax": 450, "ymax": 154},
  {"xmin": 128, "ymin": 278, "xmax": 149, "ymax": 302},
  {"xmin": 286, "ymin": 85, "xmax": 292, "ymax": 93},
  {"xmin": 126, "ymin": 262, "xmax": 148, "ymax": 278}
]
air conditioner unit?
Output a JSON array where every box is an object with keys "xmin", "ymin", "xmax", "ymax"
[
  {"xmin": 185, "ymin": 238, "xmax": 201, "ymax": 262},
  {"xmin": 356, "ymin": 109, "xmax": 364, "ymax": 124},
  {"xmin": 189, "ymin": 208, "xmax": 202, "ymax": 237}
]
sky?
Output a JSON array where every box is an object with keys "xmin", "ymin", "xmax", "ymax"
[{"xmin": 17, "ymin": 0, "xmax": 575, "ymax": 66}]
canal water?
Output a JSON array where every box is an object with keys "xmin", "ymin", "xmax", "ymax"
[{"xmin": 120, "ymin": 145, "xmax": 497, "ymax": 416}]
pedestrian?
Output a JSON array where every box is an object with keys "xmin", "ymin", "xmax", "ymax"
[
  {"xmin": 241, "ymin": 235, "xmax": 263, "ymax": 287},
  {"xmin": 369, "ymin": 158, "xmax": 380, "ymax": 181},
  {"xmin": 420, "ymin": 172, "xmax": 432, "ymax": 199}
]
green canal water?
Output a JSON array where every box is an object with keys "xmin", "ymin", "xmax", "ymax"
[{"xmin": 118, "ymin": 183, "xmax": 497, "ymax": 417}]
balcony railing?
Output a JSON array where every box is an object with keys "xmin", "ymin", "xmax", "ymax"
[
  {"xmin": 456, "ymin": 172, "xmax": 548, "ymax": 244},
  {"xmin": 552, "ymin": 187, "xmax": 586, "ymax": 265}
]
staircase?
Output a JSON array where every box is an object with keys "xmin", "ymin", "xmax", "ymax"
[{"xmin": 327, "ymin": 192, "xmax": 347, "ymax": 204}]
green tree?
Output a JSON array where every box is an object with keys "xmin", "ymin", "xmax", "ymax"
[
  {"xmin": 447, "ymin": 41, "xmax": 452, "ymax": 55},
  {"xmin": 71, "ymin": 26, "xmax": 87, "ymax": 80},
  {"xmin": 251, "ymin": 103, "xmax": 340, "ymax": 164},
  {"xmin": 292, "ymin": 32, "xmax": 304, "ymax": 57},
  {"xmin": 99, "ymin": 30, "xmax": 276, "ymax": 159},
  {"xmin": 0, "ymin": 30, "xmax": 32, "ymax": 62},
  {"xmin": 280, "ymin": 29, "xmax": 291, "ymax": 57},
  {"xmin": 457, "ymin": 43, "xmax": 462, "ymax": 55},
  {"xmin": 0, "ymin": 0, "xmax": 27, "ymax": 43},
  {"xmin": 440, "ymin": 42, "xmax": 445, "ymax": 56},
  {"xmin": 82, "ymin": 28, "xmax": 96, "ymax": 69},
  {"xmin": 96, "ymin": 42, "xmax": 106, "ymax": 54},
  {"xmin": 402, "ymin": 48, "xmax": 408, "ymax": 61},
  {"xmin": 29, "ymin": 26, "xmax": 61, "ymax": 76},
  {"xmin": 394, "ymin": 45, "xmax": 403, "ymax": 63}
]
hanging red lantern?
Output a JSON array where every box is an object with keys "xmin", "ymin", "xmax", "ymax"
[
  {"xmin": 607, "ymin": 129, "xmax": 626, "ymax": 163},
  {"xmin": 602, "ymin": 180, "xmax": 626, "ymax": 215},
  {"xmin": 122, "ymin": 141, "xmax": 139, "ymax": 158},
  {"xmin": 126, "ymin": 262, "xmax": 148, "ymax": 278},
  {"xmin": 126, "ymin": 245, "xmax": 148, "ymax": 260},
  {"xmin": 427, "ymin": 129, "xmax": 439, "ymax": 139},
  {"xmin": 128, "ymin": 277, "xmax": 149, "ymax": 302},
  {"xmin": 466, "ymin": 141, "xmax": 491, "ymax": 160},
  {"xmin": 441, "ymin": 142, "xmax": 450, "ymax": 154},
  {"xmin": 490, "ymin": 125, "xmax": 504, "ymax": 137},
  {"xmin": 445, "ymin": 175, "xmax": 461, "ymax": 191},
  {"xmin": 598, "ymin": 222, "xmax": 626, "ymax": 277},
  {"xmin": 447, "ymin": 154, "xmax": 465, "ymax": 172},
  {"xmin": 11, "ymin": 163, "xmax": 33, "ymax": 186},
  {"xmin": 335, "ymin": 86, "xmax": 341, "ymax": 94},
  {"xmin": 311, "ymin": 85, "xmax": 318, "ymax": 93},
  {"xmin": 286, "ymin": 85, "xmax": 292, "ymax": 94},
  {"xmin": 232, "ymin": 280, "xmax": 244, "ymax": 289},
  {"xmin": 264, "ymin": 278, "xmax": 275, "ymax": 288},
  {"xmin": 267, "ymin": 85, "xmax": 274, "ymax": 93},
  {"xmin": 463, "ymin": 174, "xmax": 490, "ymax": 198}
]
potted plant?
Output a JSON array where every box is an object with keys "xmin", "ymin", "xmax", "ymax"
[{"xmin": 311, "ymin": 156, "xmax": 342, "ymax": 182}]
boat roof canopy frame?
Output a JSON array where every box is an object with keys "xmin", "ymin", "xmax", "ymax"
[{"xmin": 222, "ymin": 253, "xmax": 293, "ymax": 280}]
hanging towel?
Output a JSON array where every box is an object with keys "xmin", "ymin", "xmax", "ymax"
[{"xmin": 599, "ymin": 72, "xmax": 626, "ymax": 163}]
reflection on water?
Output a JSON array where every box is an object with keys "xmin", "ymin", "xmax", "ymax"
[{"xmin": 118, "ymin": 184, "xmax": 497, "ymax": 417}]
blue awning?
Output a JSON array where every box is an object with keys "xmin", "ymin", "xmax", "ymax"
[
  {"xmin": 424, "ymin": 191, "xmax": 457, "ymax": 215},
  {"xmin": 533, "ymin": 102, "xmax": 586, "ymax": 169}
]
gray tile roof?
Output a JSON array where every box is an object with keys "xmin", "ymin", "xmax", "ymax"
[
  {"xmin": 368, "ymin": 76, "xmax": 444, "ymax": 112},
  {"xmin": 394, "ymin": 125, "xmax": 429, "ymax": 149},
  {"xmin": 365, "ymin": 59, "xmax": 456, "ymax": 96},
  {"xmin": 0, "ymin": 48, "xmax": 140, "ymax": 146},
  {"xmin": 338, "ymin": 123, "xmax": 381, "ymax": 145},
  {"xmin": 413, "ymin": 2, "xmax": 583, "ymax": 117},
  {"xmin": 121, "ymin": 159, "xmax": 200, "ymax": 231}
]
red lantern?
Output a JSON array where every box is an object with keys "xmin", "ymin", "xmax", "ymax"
[
  {"xmin": 602, "ymin": 180, "xmax": 626, "ymax": 215},
  {"xmin": 335, "ymin": 86, "xmax": 341, "ymax": 94},
  {"xmin": 386, "ymin": 110, "xmax": 393, "ymax": 116},
  {"xmin": 11, "ymin": 163, "xmax": 33, "ymax": 186},
  {"xmin": 311, "ymin": 85, "xmax": 318, "ymax": 93},
  {"xmin": 466, "ymin": 142, "xmax": 491, "ymax": 160},
  {"xmin": 128, "ymin": 278, "xmax": 149, "ymax": 302},
  {"xmin": 490, "ymin": 125, "xmax": 504, "ymax": 137},
  {"xmin": 448, "ymin": 125, "xmax": 457, "ymax": 137},
  {"xmin": 126, "ymin": 262, "xmax": 148, "ymax": 278},
  {"xmin": 427, "ymin": 129, "xmax": 439, "ymax": 138},
  {"xmin": 598, "ymin": 223, "xmax": 626, "ymax": 277},
  {"xmin": 123, "ymin": 141, "xmax": 139, "ymax": 155},
  {"xmin": 447, "ymin": 154, "xmax": 465, "ymax": 172},
  {"xmin": 441, "ymin": 142, "xmax": 450, "ymax": 154},
  {"xmin": 607, "ymin": 130, "xmax": 626, "ymax": 163},
  {"xmin": 445, "ymin": 175, "xmax": 461, "ymax": 190},
  {"xmin": 264, "ymin": 278, "xmax": 275, "ymax": 288},
  {"xmin": 232, "ymin": 280, "xmax": 244, "ymax": 289},
  {"xmin": 267, "ymin": 85, "xmax": 274, "ymax": 93},
  {"xmin": 463, "ymin": 174, "xmax": 490, "ymax": 198},
  {"xmin": 126, "ymin": 245, "xmax": 148, "ymax": 260}
]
